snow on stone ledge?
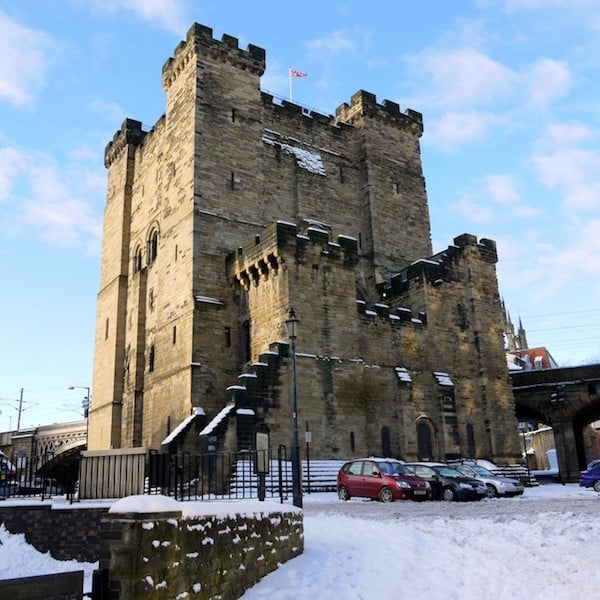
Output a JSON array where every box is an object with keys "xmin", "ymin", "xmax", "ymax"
[
  {"xmin": 109, "ymin": 495, "xmax": 302, "ymax": 517},
  {"xmin": 199, "ymin": 403, "xmax": 235, "ymax": 436},
  {"xmin": 109, "ymin": 494, "xmax": 181, "ymax": 514},
  {"xmin": 161, "ymin": 407, "xmax": 206, "ymax": 446}
]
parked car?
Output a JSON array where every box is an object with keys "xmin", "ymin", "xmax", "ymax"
[
  {"xmin": 579, "ymin": 461, "xmax": 600, "ymax": 492},
  {"xmin": 18, "ymin": 477, "xmax": 65, "ymax": 496},
  {"xmin": 0, "ymin": 451, "xmax": 17, "ymax": 481},
  {"xmin": 404, "ymin": 462, "xmax": 488, "ymax": 501},
  {"xmin": 337, "ymin": 458, "xmax": 431, "ymax": 502},
  {"xmin": 452, "ymin": 462, "xmax": 524, "ymax": 497}
]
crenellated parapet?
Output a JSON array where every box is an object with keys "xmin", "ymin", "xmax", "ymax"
[
  {"xmin": 162, "ymin": 23, "xmax": 266, "ymax": 91},
  {"xmin": 378, "ymin": 233, "xmax": 499, "ymax": 298},
  {"xmin": 334, "ymin": 90, "xmax": 423, "ymax": 135},
  {"xmin": 227, "ymin": 220, "xmax": 358, "ymax": 290},
  {"xmin": 104, "ymin": 118, "xmax": 147, "ymax": 168}
]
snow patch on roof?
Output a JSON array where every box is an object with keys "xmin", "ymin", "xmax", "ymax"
[
  {"xmin": 434, "ymin": 372, "xmax": 454, "ymax": 386},
  {"xmin": 262, "ymin": 136, "xmax": 326, "ymax": 175},
  {"xmin": 195, "ymin": 296, "xmax": 224, "ymax": 306},
  {"xmin": 395, "ymin": 367, "xmax": 413, "ymax": 383}
]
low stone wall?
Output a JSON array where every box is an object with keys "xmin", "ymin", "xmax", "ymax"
[
  {"xmin": 100, "ymin": 497, "xmax": 303, "ymax": 599},
  {"xmin": 0, "ymin": 502, "xmax": 108, "ymax": 562}
]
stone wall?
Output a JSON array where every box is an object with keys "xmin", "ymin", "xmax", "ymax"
[{"xmin": 99, "ymin": 500, "xmax": 303, "ymax": 599}]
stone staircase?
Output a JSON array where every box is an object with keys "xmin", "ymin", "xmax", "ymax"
[{"xmin": 230, "ymin": 459, "xmax": 344, "ymax": 497}]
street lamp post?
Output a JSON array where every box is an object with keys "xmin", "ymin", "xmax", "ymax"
[
  {"xmin": 285, "ymin": 307, "xmax": 303, "ymax": 508},
  {"xmin": 69, "ymin": 386, "xmax": 91, "ymax": 447}
]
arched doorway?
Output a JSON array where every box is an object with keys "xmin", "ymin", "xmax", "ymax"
[{"xmin": 416, "ymin": 418, "xmax": 435, "ymax": 461}]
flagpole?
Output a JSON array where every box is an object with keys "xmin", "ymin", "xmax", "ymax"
[{"xmin": 289, "ymin": 68, "xmax": 293, "ymax": 102}]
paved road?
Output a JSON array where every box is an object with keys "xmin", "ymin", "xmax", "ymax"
[{"xmin": 302, "ymin": 488, "xmax": 599, "ymax": 520}]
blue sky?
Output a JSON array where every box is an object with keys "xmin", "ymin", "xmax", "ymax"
[{"xmin": 1, "ymin": 0, "xmax": 599, "ymax": 429}]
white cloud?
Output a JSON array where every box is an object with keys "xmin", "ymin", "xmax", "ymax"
[
  {"xmin": 76, "ymin": 0, "xmax": 190, "ymax": 35},
  {"xmin": 425, "ymin": 111, "xmax": 501, "ymax": 151},
  {"xmin": 0, "ymin": 11, "xmax": 55, "ymax": 106},
  {"xmin": 0, "ymin": 147, "xmax": 29, "ymax": 201},
  {"xmin": 412, "ymin": 48, "xmax": 516, "ymax": 108},
  {"xmin": 530, "ymin": 122, "xmax": 600, "ymax": 211},
  {"xmin": 452, "ymin": 173, "xmax": 543, "ymax": 223},
  {"xmin": 0, "ymin": 145, "xmax": 103, "ymax": 253},
  {"xmin": 525, "ymin": 58, "xmax": 572, "ymax": 107},
  {"xmin": 306, "ymin": 31, "xmax": 357, "ymax": 58}
]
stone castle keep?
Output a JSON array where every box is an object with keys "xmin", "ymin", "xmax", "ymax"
[{"xmin": 89, "ymin": 22, "xmax": 521, "ymax": 463}]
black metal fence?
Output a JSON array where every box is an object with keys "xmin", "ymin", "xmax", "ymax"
[
  {"xmin": 0, "ymin": 450, "xmax": 77, "ymax": 500},
  {"xmin": 0, "ymin": 447, "xmax": 341, "ymax": 501},
  {"xmin": 147, "ymin": 446, "xmax": 295, "ymax": 501}
]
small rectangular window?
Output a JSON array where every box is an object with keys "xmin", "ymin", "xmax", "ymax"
[
  {"xmin": 229, "ymin": 172, "xmax": 241, "ymax": 190},
  {"xmin": 224, "ymin": 327, "xmax": 231, "ymax": 347},
  {"xmin": 149, "ymin": 345, "xmax": 155, "ymax": 372}
]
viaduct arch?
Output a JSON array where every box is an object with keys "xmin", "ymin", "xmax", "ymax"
[{"xmin": 510, "ymin": 364, "xmax": 600, "ymax": 482}]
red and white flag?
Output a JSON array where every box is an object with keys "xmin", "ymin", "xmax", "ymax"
[{"xmin": 290, "ymin": 69, "xmax": 308, "ymax": 78}]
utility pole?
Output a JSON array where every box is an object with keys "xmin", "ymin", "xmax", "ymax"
[{"xmin": 17, "ymin": 388, "xmax": 23, "ymax": 430}]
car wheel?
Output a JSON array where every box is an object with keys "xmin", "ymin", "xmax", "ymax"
[
  {"xmin": 338, "ymin": 486, "xmax": 351, "ymax": 501},
  {"xmin": 486, "ymin": 484, "xmax": 498, "ymax": 498},
  {"xmin": 442, "ymin": 487, "xmax": 456, "ymax": 501},
  {"xmin": 378, "ymin": 486, "xmax": 394, "ymax": 503},
  {"xmin": 593, "ymin": 480, "xmax": 600, "ymax": 493}
]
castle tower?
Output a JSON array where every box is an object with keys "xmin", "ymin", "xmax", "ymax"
[
  {"xmin": 90, "ymin": 23, "xmax": 520, "ymax": 464},
  {"xmin": 335, "ymin": 91, "xmax": 432, "ymax": 293}
]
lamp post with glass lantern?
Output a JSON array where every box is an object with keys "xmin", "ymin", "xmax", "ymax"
[
  {"xmin": 69, "ymin": 386, "xmax": 91, "ymax": 447},
  {"xmin": 285, "ymin": 307, "xmax": 303, "ymax": 508}
]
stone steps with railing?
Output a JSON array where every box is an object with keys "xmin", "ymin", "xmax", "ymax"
[{"xmin": 230, "ymin": 459, "xmax": 344, "ymax": 494}]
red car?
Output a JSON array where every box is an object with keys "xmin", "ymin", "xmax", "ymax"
[{"xmin": 337, "ymin": 458, "xmax": 431, "ymax": 502}]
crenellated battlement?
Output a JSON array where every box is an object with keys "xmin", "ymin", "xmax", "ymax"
[
  {"xmin": 162, "ymin": 22, "xmax": 266, "ymax": 91},
  {"xmin": 227, "ymin": 221, "xmax": 358, "ymax": 289},
  {"xmin": 334, "ymin": 90, "xmax": 423, "ymax": 135},
  {"xmin": 104, "ymin": 118, "xmax": 147, "ymax": 168},
  {"xmin": 379, "ymin": 233, "xmax": 499, "ymax": 298}
]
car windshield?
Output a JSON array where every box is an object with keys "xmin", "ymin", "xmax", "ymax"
[
  {"xmin": 471, "ymin": 465, "xmax": 493, "ymax": 476},
  {"xmin": 433, "ymin": 466, "xmax": 464, "ymax": 478},
  {"xmin": 378, "ymin": 461, "xmax": 410, "ymax": 475}
]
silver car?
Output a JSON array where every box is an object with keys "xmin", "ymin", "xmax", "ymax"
[{"xmin": 454, "ymin": 463, "xmax": 524, "ymax": 497}]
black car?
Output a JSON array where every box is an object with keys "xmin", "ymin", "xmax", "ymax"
[{"xmin": 405, "ymin": 462, "xmax": 488, "ymax": 501}]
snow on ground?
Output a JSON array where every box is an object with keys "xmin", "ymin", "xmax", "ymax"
[{"xmin": 1, "ymin": 484, "xmax": 598, "ymax": 599}]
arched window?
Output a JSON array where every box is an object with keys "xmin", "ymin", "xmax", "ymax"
[
  {"xmin": 416, "ymin": 420, "xmax": 434, "ymax": 461},
  {"xmin": 148, "ymin": 344, "xmax": 155, "ymax": 372},
  {"xmin": 148, "ymin": 229, "xmax": 159, "ymax": 264},
  {"xmin": 133, "ymin": 247, "xmax": 143, "ymax": 273}
]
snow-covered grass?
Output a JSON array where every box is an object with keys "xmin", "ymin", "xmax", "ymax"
[{"xmin": 1, "ymin": 484, "xmax": 598, "ymax": 599}]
